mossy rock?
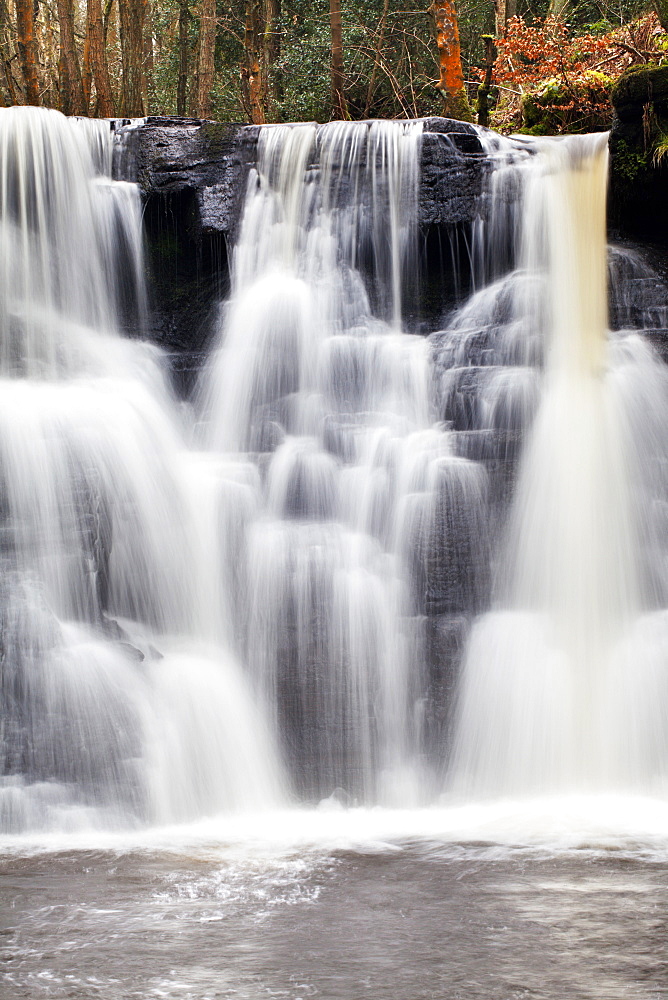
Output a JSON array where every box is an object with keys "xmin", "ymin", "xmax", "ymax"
[
  {"xmin": 611, "ymin": 64, "xmax": 668, "ymax": 122},
  {"xmin": 197, "ymin": 120, "xmax": 241, "ymax": 150},
  {"xmin": 609, "ymin": 66, "xmax": 668, "ymax": 242}
]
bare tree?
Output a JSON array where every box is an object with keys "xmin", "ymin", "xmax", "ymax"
[
  {"xmin": 56, "ymin": 0, "xmax": 88, "ymax": 114},
  {"xmin": 15, "ymin": 0, "xmax": 40, "ymax": 104},
  {"xmin": 87, "ymin": 0, "xmax": 116, "ymax": 115},
  {"xmin": 193, "ymin": 0, "xmax": 216, "ymax": 118},
  {"xmin": 330, "ymin": 0, "xmax": 347, "ymax": 118}
]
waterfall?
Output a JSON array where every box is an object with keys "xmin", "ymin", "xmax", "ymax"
[
  {"xmin": 449, "ymin": 134, "xmax": 668, "ymax": 798},
  {"xmin": 201, "ymin": 121, "xmax": 442, "ymax": 802},
  {"xmin": 0, "ymin": 108, "xmax": 281, "ymax": 834},
  {"xmin": 2, "ymin": 108, "xmax": 668, "ymax": 837}
]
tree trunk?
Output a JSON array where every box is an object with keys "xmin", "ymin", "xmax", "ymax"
[
  {"xmin": 494, "ymin": 0, "xmax": 516, "ymax": 38},
  {"xmin": 330, "ymin": 0, "xmax": 346, "ymax": 119},
  {"xmin": 55, "ymin": 0, "xmax": 87, "ymax": 114},
  {"xmin": 264, "ymin": 0, "xmax": 281, "ymax": 110},
  {"xmin": 476, "ymin": 34, "xmax": 495, "ymax": 127},
  {"xmin": 195, "ymin": 0, "xmax": 216, "ymax": 118},
  {"xmin": 87, "ymin": 0, "xmax": 115, "ymax": 115},
  {"xmin": 118, "ymin": 0, "xmax": 144, "ymax": 115},
  {"xmin": 142, "ymin": 0, "xmax": 153, "ymax": 112},
  {"xmin": 431, "ymin": 0, "xmax": 473, "ymax": 122},
  {"xmin": 82, "ymin": 33, "xmax": 92, "ymax": 107},
  {"xmin": 177, "ymin": 0, "xmax": 189, "ymax": 116},
  {"xmin": 241, "ymin": 0, "xmax": 266, "ymax": 124},
  {"xmin": 0, "ymin": 0, "xmax": 18, "ymax": 105},
  {"xmin": 15, "ymin": 0, "xmax": 40, "ymax": 104},
  {"xmin": 103, "ymin": 0, "xmax": 114, "ymax": 44}
]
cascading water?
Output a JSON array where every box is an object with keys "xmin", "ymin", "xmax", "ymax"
[
  {"xmin": 2, "ymin": 106, "xmax": 668, "ymax": 840},
  {"xmin": 201, "ymin": 120, "xmax": 455, "ymax": 802},
  {"xmin": 0, "ymin": 107, "xmax": 280, "ymax": 834},
  {"xmin": 448, "ymin": 134, "xmax": 668, "ymax": 798}
]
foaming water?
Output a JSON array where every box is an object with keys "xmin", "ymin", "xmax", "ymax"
[
  {"xmin": 449, "ymin": 134, "xmax": 668, "ymax": 799},
  {"xmin": 201, "ymin": 120, "xmax": 457, "ymax": 803},
  {"xmin": 0, "ymin": 108, "xmax": 282, "ymax": 834},
  {"xmin": 2, "ymin": 110, "xmax": 668, "ymax": 846}
]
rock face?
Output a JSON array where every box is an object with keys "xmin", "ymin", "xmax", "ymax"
[
  {"xmin": 115, "ymin": 117, "xmax": 256, "ymax": 241},
  {"xmin": 114, "ymin": 115, "xmax": 488, "ymax": 359},
  {"xmin": 609, "ymin": 64, "xmax": 668, "ymax": 243},
  {"xmin": 116, "ymin": 115, "xmax": 485, "ymax": 239}
]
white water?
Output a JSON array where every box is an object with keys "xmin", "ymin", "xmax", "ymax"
[
  {"xmin": 450, "ymin": 134, "xmax": 668, "ymax": 799},
  {"xmin": 0, "ymin": 107, "xmax": 281, "ymax": 834},
  {"xmin": 1, "ymin": 110, "xmax": 668, "ymax": 849},
  {"xmin": 201, "ymin": 120, "xmax": 459, "ymax": 803}
]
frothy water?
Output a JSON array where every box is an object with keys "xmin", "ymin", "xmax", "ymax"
[
  {"xmin": 0, "ymin": 107, "xmax": 281, "ymax": 835},
  {"xmin": 1, "ymin": 110, "xmax": 668, "ymax": 853},
  {"xmin": 449, "ymin": 134, "xmax": 668, "ymax": 800}
]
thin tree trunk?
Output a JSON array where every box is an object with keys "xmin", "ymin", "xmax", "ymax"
[
  {"xmin": 56, "ymin": 0, "xmax": 87, "ymax": 114},
  {"xmin": 330, "ymin": 0, "xmax": 346, "ymax": 119},
  {"xmin": 118, "ymin": 0, "xmax": 144, "ymax": 115},
  {"xmin": 431, "ymin": 0, "xmax": 472, "ymax": 121},
  {"xmin": 103, "ymin": 0, "xmax": 114, "ymax": 43},
  {"xmin": 87, "ymin": 0, "xmax": 115, "ymax": 115},
  {"xmin": 476, "ymin": 34, "xmax": 495, "ymax": 126},
  {"xmin": 264, "ymin": 0, "xmax": 281, "ymax": 111},
  {"xmin": 0, "ymin": 0, "xmax": 17, "ymax": 105},
  {"xmin": 177, "ymin": 0, "xmax": 189, "ymax": 115},
  {"xmin": 15, "ymin": 0, "xmax": 40, "ymax": 104},
  {"xmin": 195, "ymin": 0, "xmax": 215, "ymax": 118},
  {"xmin": 494, "ymin": 0, "xmax": 516, "ymax": 37},
  {"xmin": 82, "ymin": 32, "xmax": 92, "ymax": 107},
  {"xmin": 142, "ymin": 0, "xmax": 153, "ymax": 112},
  {"xmin": 241, "ymin": 0, "xmax": 266, "ymax": 124}
]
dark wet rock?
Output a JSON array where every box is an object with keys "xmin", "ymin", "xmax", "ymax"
[
  {"xmin": 112, "ymin": 116, "xmax": 489, "ymax": 360},
  {"xmin": 115, "ymin": 116, "xmax": 486, "ymax": 246},
  {"xmin": 420, "ymin": 118, "xmax": 485, "ymax": 228},
  {"xmin": 422, "ymin": 613, "xmax": 470, "ymax": 754},
  {"xmin": 609, "ymin": 65, "xmax": 668, "ymax": 245},
  {"xmin": 114, "ymin": 118, "xmax": 257, "ymax": 239}
]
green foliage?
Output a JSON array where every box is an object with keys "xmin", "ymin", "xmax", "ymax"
[
  {"xmin": 611, "ymin": 138, "xmax": 650, "ymax": 186},
  {"xmin": 273, "ymin": 3, "xmax": 332, "ymax": 122},
  {"xmin": 653, "ymin": 133, "xmax": 668, "ymax": 166}
]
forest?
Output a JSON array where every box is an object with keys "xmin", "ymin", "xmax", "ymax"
[{"xmin": 0, "ymin": 0, "xmax": 667, "ymax": 133}]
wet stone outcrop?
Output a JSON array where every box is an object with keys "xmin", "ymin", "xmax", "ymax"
[
  {"xmin": 609, "ymin": 64, "xmax": 668, "ymax": 243},
  {"xmin": 115, "ymin": 115, "xmax": 485, "ymax": 241},
  {"xmin": 113, "ymin": 116, "xmax": 487, "ymax": 362}
]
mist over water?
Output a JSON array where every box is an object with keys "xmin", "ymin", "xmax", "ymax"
[{"xmin": 0, "ymin": 109, "xmax": 668, "ymax": 850}]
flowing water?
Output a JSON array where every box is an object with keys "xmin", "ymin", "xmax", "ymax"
[{"xmin": 1, "ymin": 108, "xmax": 668, "ymax": 997}]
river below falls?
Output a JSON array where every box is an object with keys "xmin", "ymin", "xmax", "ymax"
[{"xmin": 2, "ymin": 803, "xmax": 668, "ymax": 1000}]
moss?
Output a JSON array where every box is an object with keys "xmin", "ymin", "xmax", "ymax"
[
  {"xmin": 197, "ymin": 120, "xmax": 239, "ymax": 149},
  {"xmin": 611, "ymin": 138, "xmax": 651, "ymax": 186},
  {"xmin": 441, "ymin": 88, "xmax": 475, "ymax": 124},
  {"xmin": 517, "ymin": 121, "xmax": 555, "ymax": 136},
  {"xmin": 611, "ymin": 63, "xmax": 668, "ymax": 119}
]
